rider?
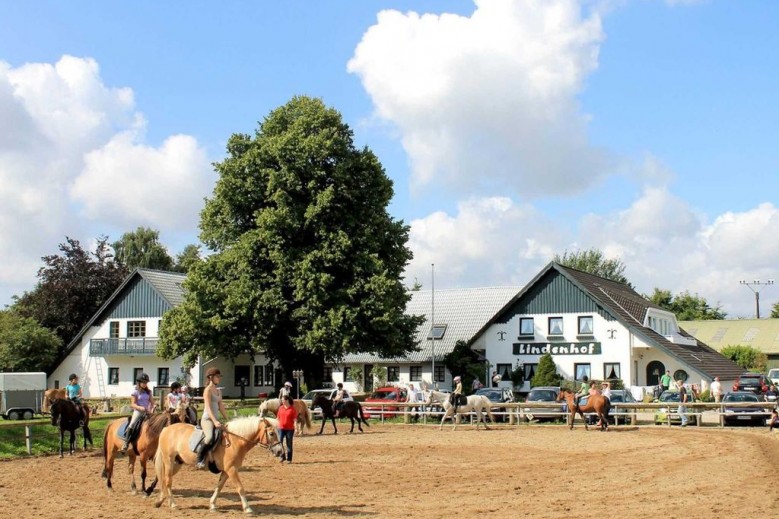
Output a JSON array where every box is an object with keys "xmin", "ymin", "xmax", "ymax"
[
  {"xmin": 180, "ymin": 385, "xmax": 196, "ymax": 423},
  {"xmin": 166, "ymin": 381, "xmax": 182, "ymax": 412},
  {"xmin": 575, "ymin": 375, "xmax": 589, "ymax": 410},
  {"xmin": 331, "ymin": 382, "xmax": 352, "ymax": 418},
  {"xmin": 279, "ymin": 381, "xmax": 293, "ymax": 401},
  {"xmin": 197, "ymin": 367, "xmax": 229, "ymax": 470},
  {"xmin": 120, "ymin": 373, "xmax": 154, "ymax": 453},
  {"xmin": 450, "ymin": 376, "xmax": 463, "ymax": 411},
  {"xmin": 65, "ymin": 373, "xmax": 85, "ymax": 425}
]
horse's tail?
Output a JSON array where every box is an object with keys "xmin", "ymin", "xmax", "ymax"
[
  {"xmin": 358, "ymin": 403, "xmax": 370, "ymax": 427},
  {"xmin": 484, "ymin": 399, "xmax": 496, "ymax": 422},
  {"xmin": 304, "ymin": 406, "xmax": 312, "ymax": 431},
  {"xmin": 151, "ymin": 447, "xmax": 165, "ymax": 497}
]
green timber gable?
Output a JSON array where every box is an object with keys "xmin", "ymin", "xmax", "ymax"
[
  {"xmin": 495, "ymin": 269, "xmax": 614, "ymax": 324},
  {"xmin": 107, "ymin": 275, "xmax": 173, "ymax": 319}
]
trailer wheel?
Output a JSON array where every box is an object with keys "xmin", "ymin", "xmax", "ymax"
[
  {"xmin": 7, "ymin": 410, "xmax": 20, "ymax": 420},
  {"xmin": 22, "ymin": 410, "xmax": 34, "ymax": 420}
]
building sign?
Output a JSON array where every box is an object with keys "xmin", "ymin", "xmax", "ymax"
[{"xmin": 513, "ymin": 342, "xmax": 602, "ymax": 355}]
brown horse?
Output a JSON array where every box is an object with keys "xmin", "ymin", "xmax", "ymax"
[
  {"xmin": 101, "ymin": 403, "xmax": 190, "ymax": 494},
  {"xmin": 50, "ymin": 398, "xmax": 93, "ymax": 456},
  {"xmin": 152, "ymin": 416, "xmax": 283, "ymax": 513},
  {"xmin": 558, "ymin": 389, "xmax": 611, "ymax": 431},
  {"xmin": 42, "ymin": 388, "xmax": 66, "ymax": 414},
  {"xmin": 258, "ymin": 398, "xmax": 312, "ymax": 435}
]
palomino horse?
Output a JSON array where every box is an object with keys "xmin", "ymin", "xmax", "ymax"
[
  {"xmin": 152, "ymin": 416, "xmax": 283, "ymax": 513},
  {"xmin": 42, "ymin": 388, "xmax": 66, "ymax": 414},
  {"xmin": 102, "ymin": 403, "xmax": 191, "ymax": 494},
  {"xmin": 258, "ymin": 398, "xmax": 312, "ymax": 435},
  {"xmin": 50, "ymin": 398, "xmax": 93, "ymax": 457},
  {"xmin": 426, "ymin": 390, "xmax": 494, "ymax": 430},
  {"xmin": 557, "ymin": 389, "xmax": 611, "ymax": 431},
  {"xmin": 312, "ymin": 395, "xmax": 370, "ymax": 435}
]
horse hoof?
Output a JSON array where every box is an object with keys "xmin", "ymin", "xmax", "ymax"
[
  {"xmin": 154, "ymin": 501, "xmax": 163, "ymax": 509},
  {"xmin": 244, "ymin": 507, "xmax": 255, "ymax": 515}
]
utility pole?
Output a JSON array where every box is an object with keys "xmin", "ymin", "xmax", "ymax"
[
  {"xmin": 739, "ymin": 279, "xmax": 774, "ymax": 318},
  {"xmin": 430, "ymin": 263, "xmax": 435, "ymax": 390}
]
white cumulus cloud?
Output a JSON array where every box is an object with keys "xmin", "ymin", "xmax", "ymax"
[
  {"xmin": 0, "ymin": 55, "xmax": 212, "ymax": 303},
  {"xmin": 349, "ymin": 0, "xmax": 610, "ymax": 197}
]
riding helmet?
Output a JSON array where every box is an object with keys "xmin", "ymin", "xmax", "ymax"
[
  {"xmin": 136, "ymin": 372, "xmax": 150, "ymax": 383},
  {"xmin": 284, "ymin": 381, "xmax": 292, "ymax": 387},
  {"xmin": 170, "ymin": 381, "xmax": 182, "ymax": 391}
]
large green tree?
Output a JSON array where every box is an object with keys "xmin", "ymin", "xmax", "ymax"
[
  {"xmin": 771, "ymin": 301, "xmax": 779, "ymax": 319},
  {"xmin": 720, "ymin": 344, "xmax": 767, "ymax": 372},
  {"xmin": 14, "ymin": 237, "xmax": 127, "ymax": 357},
  {"xmin": 554, "ymin": 248, "xmax": 632, "ymax": 287},
  {"xmin": 159, "ymin": 96, "xmax": 423, "ymax": 388},
  {"xmin": 174, "ymin": 244, "xmax": 202, "ymax": 273},
  {"xmin": 444, "ymin": 340, "xmax": 487, "ymax": 392},
  {"xmin": 531, "ymin": 353, "xmax": 562, "ymax": 387},
  {"xmin": 113, "ymin": 227, "xmax": 175, "ymax": 271},
  {"xmin": 0, "ymin": 310, "xmax": 62, "ymax": 371},
  {"xmin": 648, "ymin": 288, "xmax": 726, "ymax": 320}
]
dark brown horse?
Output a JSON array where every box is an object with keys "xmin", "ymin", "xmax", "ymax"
[
  {"xmin": 558, "ymin": 389, "xmax": 610, "ymax": 431},
  {"xmin": 312, "ymin": 396, "xmax": 370, "ymax": 434},
  {"xmin": 102, "ymin": 403, "xmax": 192, "ymax": 494},
  {"xmin": 50, "ymin": 398, "xmax": 93, "ymax": 457}
]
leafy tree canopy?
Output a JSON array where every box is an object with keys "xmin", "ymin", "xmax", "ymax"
[
  {"xmin": 648, "ymin": 288, "xmax": 726, "ymax": 320},
  {"xmin": 531, "ymin": 352, "xmax": 562, "ymax": 387},
  {"xmin": 113, "ymin": 227, "xmax": 174, "ymax": 271},
  {"xmin": 720, "ymin": 344, "xmax": 767, "ymax": 373},
  {"xmin": 158, "ymin": 96, "xmax": 423, "ymax": 387},
  {"xmin": 0, "ymin": 310, "xmax": 62, "ymax": 371},
  {"xmin": 554, "ymin": 248, "xmax": 632, "ymax": 287},
  {"xmin": 174, "ymin": 244, "xmax": 202, "ymax": 273},
  {"xmin": 14, "ymin": 237, "xmax": 127, "ymax": 358},
  {"xmin": 771, "ymin": 301, "xmax": 779, "ymax": 319},
  {"xmin": 444, "ymin": 340, "xmax": 487, "ymax": 393}
]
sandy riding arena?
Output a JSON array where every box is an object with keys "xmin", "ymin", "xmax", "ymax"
[{"xmin": 1, "ymin": 424, "xmax": 778, "ymax": 518}]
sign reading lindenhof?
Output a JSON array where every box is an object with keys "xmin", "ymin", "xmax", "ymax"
[{"xmin": 513, "ymin": 342, "xmax": 602, "ymax": 356}]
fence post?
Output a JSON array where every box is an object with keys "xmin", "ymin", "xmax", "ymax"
[{"xmin": 25, "ymin": 425, "xmax": 32, "ymax": 455}]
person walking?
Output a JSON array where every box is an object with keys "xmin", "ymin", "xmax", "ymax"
[
  {"xmin": 677, "ymin": 380, "xmax": 689, "ymax": 427},
  {"xmin": 710, "ymin": 376, "xmax": 723, "ymax": 403},
  {"xmin": 276, "ymin": 395, "xmax": 298, "ymax": 464},
  {"xmin": 197, "ymin": 368, "xmax": 228, "ymax": 469}
]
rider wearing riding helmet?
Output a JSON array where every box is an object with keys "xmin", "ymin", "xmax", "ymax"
[
  {"xmin": 450, "ymin": 376, "xmax": 463, "ymax": 408},
  {"xmin": 279, "ymin": 381, "xmax": 293, "ymax": 401},
  {"xmin": 66, "ymin": 373, "xmax": 86, "ymax": 425},
  {"xmin": 120, "ymin": 372, "xmax": 154, "ymax": 453},
  {"xmin": 166, "ymin": 381, "xmax": 183, "ymax": 412},
  {"xmin": 197, "ymin": 367, "xmax": 228, "ymax": 469}
]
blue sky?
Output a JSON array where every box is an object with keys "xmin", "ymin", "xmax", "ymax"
[{"xmin": 1, "ymin": 0, "xmax": 778, "ymax": 317}]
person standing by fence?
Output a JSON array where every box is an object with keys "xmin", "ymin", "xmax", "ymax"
[
  {"xmin": 661, "ymin": 370, "xmax": 673, "ymax": 393},
  {"xmin": 710, "ymin": 377, "xmax": 723, "ymax": 403},
  {"xmin": 276, "ymin": 395, "xmax": 297, "ymax": 463},
  {"xmin": 677, "ymin": 380, "xmax": 688, "ymax": 427}
]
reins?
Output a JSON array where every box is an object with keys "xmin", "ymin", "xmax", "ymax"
[{"xmin": 220, "ymin": 423, "xmax": 281, "ymax": 452}]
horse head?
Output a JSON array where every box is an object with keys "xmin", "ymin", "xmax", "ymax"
[
  {"xmin": 556, "ymin": 389, "xmax": 572, "ymax": 404},
  {"xmin": 258, "ymin": 400, "xmax": 268, "ymax": 416},
  {"xmin": 259, "ymin": 417, "xmax": 284, "ymax": 458},
  {"xmin": 50, "ymin": 399, "xmax": 60, "ymax": 426}
]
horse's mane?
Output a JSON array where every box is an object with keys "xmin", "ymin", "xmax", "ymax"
[
  {"xmin": 145, "ymin": 412, "xmax": 172, "ymax": 436},
  {"xmin": 225, "ymin": 416, "xmax": 279, "ymax": 438}
]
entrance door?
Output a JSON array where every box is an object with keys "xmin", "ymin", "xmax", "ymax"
[
  {"xmin": 363, "ymin": 364, "xmax": 374, "ymax": 393},
  {"xmin": 646, "ymin": 361, "xmax": 665, "ymax": 387}
]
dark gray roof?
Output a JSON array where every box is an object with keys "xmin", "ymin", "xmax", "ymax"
[
  {"xmin": 343, "ymin": 286, "xmax": 521, "ymax": 364},
  {"xmin": 137, "ymin": 269, "xmax": 186, "ymax": 306}
]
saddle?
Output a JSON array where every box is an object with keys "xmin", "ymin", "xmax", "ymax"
[
  {"xmin": 188, "ymin": 425, "xmax": 222, "ymax": 453},
  {"xmin": 116, "ymin": 414, "xmax": 146, "ymax": 443},
  {"xmin": 450, "ymin": 394, "xmax": 467, "ymax": 407}
]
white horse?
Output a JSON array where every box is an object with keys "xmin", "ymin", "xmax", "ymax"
[
  {"xmin": 426, "ymin": 390, "xmax": 494, "ymax": 430},
  {"xmin": 258, "ymin": 398, "xmax": 312, "ymax": 435}
]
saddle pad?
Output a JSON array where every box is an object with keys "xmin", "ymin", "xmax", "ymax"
[
  {"xmin": 116, "ymin": 419, "xmax": 131, "ymax": 440},
  {"xmin": 188, "ymin": 427, "xmax": 221, "ymax": 452}
]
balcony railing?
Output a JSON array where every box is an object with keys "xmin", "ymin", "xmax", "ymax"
[{"xmin": 89, "ymin": 337, "xmax": 159, "ymax": 356}]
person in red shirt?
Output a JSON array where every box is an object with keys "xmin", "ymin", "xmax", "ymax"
[{"xmin": 276, "ymin": 394, "xmax": 298, "ymax": 463}]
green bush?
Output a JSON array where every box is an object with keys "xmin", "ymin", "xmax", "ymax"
[{"xmin": 531, "ymin": 353, "xmax": 562, "ymax": 387}]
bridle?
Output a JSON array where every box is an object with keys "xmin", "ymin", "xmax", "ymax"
[{"xmin": 221, "ymin": 421, "xmax": 282, "ymax": 452}]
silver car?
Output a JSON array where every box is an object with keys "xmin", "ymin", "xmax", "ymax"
[{"xmin": 522, "ymin": 386, "xmax": 566, "ymax": 422}]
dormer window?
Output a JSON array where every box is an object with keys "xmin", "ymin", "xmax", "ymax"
[{"xmin": 428, "ymin": 324, "xmax": 447, "ymax": 340}]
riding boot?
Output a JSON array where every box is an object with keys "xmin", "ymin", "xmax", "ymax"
[{"xmin": 196, "ymin": 442, "xmax": 210, "ymax": 470}]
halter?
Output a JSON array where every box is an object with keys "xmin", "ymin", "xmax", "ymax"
[{"xmin": 221, "ymin": 421, "xmax": 281, "ymax": 452}]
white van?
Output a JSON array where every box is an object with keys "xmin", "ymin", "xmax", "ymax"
[{"xmin": 768, "ymin": 368, "xmax": 779, "ymax": 386}]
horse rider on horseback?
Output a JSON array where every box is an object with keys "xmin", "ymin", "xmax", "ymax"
[
  {"xmin": 120, "ymin": 372, "xmax": 155, "ymax": 453},
  {"xmin": 279, "ymin": 381, "xmax": 293, "ymax": 401},
  {"xmin": 574, "ymin": 375, "xmax": 589, "ymax": 411},
  {"xmin": 66, "ymin": 373, "xmax": 86, "ymax": 426},
  {"xmin": 166, "ymin": 381, "xmax": 183, "ymax": 412},
  {"xmin": 197, "ymin": 367, "xmax": 229, "ymax": 469},
  {"xmin": 332, "ymin": 382, "xmax": 352, "ymax": 418},
  {"xmin": 450, "ymin": 376, "xmax": 463, "ymax": 412}
]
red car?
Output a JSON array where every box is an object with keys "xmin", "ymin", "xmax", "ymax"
[{"xmin": 363, "ymin": 386, "xmax": 408, "ymax": 419}]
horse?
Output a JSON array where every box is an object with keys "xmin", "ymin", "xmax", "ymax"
[
  {"xmin": 152, "ymin": 416, "xmax": 283, "ymax": 513},
  {"xmin": 258, "ymin": 398, "xmax": 312, "ymax": 435},
  {"xmin": 101, "ymin": 402, "xmax": 191, "ymax": 495},
  {"xmin": 426, "ymin": 390, "xmax": 494, "ymax": 430},
  {"xmin": 50, "ymin": 398, "xmax": 93, "ymax": 457},
  {"xmin": 42, "ymin": 388, "xmax": 66, "ymax": 414},
  {"xmin": 312, "ymin": 395, "xmax": 370, "ymax": 435},
  {"xmin": 557, "ymin": 389, "xmax": 611, "ymax": 431}
]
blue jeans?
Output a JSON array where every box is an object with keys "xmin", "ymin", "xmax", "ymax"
[
  {"xmin": 678, "ymin": 404, "xmax": 688, "ymax": 426},
  {"xmin": 279, "ymin": 429, "xmax": 294, "ymax": 462}
]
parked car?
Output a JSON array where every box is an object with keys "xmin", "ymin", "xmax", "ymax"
[
  {"xmin": 522, "ymin": 386, "xmax": 566, "ymax": 422},
  {"xmin": 301, "ymin": 388, "xmax": 336, "ymax": 419},
  {"xmin": 579, "ymin": 389, "xmax": 636, "ymax": 425},
  {"xmin": 363, "ymin": 386, "xmax": 408, "ymax": 419},
  {"xmin": 732, "ymin": 373, "xmax": 769, "ymax": 394},
  {"xmin": 768, "ymin": 368, "xmax": 779, "ymax": 387},
  {"xmin": 653, "ymin": 390, "xmax": 699, "ymax": 426},
  {"xmin": 722, "ymin": 391, "xmax": 768, "ymax": 426},
  {"xmin": 474, "ymin": 387, "xmax": 515, "ymax": 422}
]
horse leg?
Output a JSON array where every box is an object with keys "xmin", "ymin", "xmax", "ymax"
[
  {"xmin": 208, "ymin": 471, "xmax": 229, "ymax": 511},
  {"xmin": 331, "ymin": 417, "xmax": 338, "ymax": 435},
  {"xmin": 579, "ymin": 408, "xmax": 589, "ymax": 430},
  {"xmin": 128, "ymin": 452, "xmax": 138, "ymax": 495},
  {"xmin": 140, "ymin": 455, "xmax": 148, "ymax": 495},
  {"xmin": 317, "ymin": 416, "xmax": 326, "ymax": 435},
  {"xmin": 59, "ymin": 429, "xmax": 64, "ymax": 458},
  {"xmin": 226, "ymin": 467, "xmax": 254, "ymax": 514}
]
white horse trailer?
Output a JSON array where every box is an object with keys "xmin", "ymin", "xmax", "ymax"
[{"xmin": 0, "ymin": 372, "xmax": 46, "ymax": 420}]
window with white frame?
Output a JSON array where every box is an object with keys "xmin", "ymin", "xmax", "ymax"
[
  {"xmin": 434, "ymin": 365, "xmax": 445, "ymax": 383},
  {"xmin": 603, "ymin": 363, "xmax": 620, "ymax": 380},
  {"xmin": 387, "ymin": 366, "xmax": 400, "ymax": 382},
  {"xmin": 519, "ymin": 317, "xmax": 534, "ymax": 336},
  {"xmin": 254, "ymin": 365, "xmax": 264, "ymax": 386},
  {"xmin": 574, "ymin": 363, "xmax": 591, "ymax": 381},
  {"xmin": 127, "ymin": 321, "xmax": 146, "ymax": 338},
  {"xmin": 410, "ymin": 366, "xmax": 422, "ymax": 381},
  {"xmin": 548, "ymin": 317, "xmax": 564, "ymax": 336},
  {"xmin": 109, "ymin": 321, "xmax": 120, "ymax": 338},
  {"xmin": 523, "ymin": 363, "xmax": 537, "ymax": 382}
]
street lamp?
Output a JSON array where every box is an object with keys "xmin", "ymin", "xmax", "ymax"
[
  {"xmin": 739, "ymin": 279, "xmax": 774, "ymax": 319},
  {"xmin": 292, "ymin": 370, "xmax": 304, "ymax": 399}
]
